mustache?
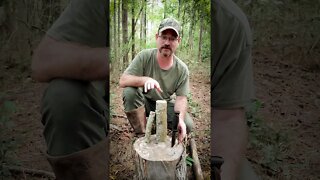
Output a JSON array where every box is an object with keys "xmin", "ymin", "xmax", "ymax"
[{"xmin": 160, "ymin": 45, "xmax": 172, "ymax": 51}]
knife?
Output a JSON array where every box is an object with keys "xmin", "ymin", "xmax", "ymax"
[{"xmin": 171, "ymin": 112, "xmax": 179, "ymax": 147}]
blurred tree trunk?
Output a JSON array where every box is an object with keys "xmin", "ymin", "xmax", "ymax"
[
  {"xmin": 188, "ymin": 0, "xmax": 197, "ymax": 52},
  {"xmin": 140, "ymin": 0, "xmax": 146, "ymax": 49},
  {"xmin": 131, "ymin": 0, "xmax": 135, "ymax": 59},
  {"xmin": 178, "ymin": 0, "xmax": 181, "ymax": 18},
  {"xmin": 117, "ymin": 0, "xmax": 121, "ymax": 67},
  {"xmin": 163, "ymin": 0, "xmax": 167, "ymax": 19},
  {"xmin": 181, "ymin": 4, "xmax": 186, "ymax": 39},
  {"xmin": 122, "ymin": 0, "xmax": 128, "ymax": 68},
  {"xmin": 0, "ymin": 1, "xmax": 14, "ymax": 39},
  {"xmin": 60, "ymin": 0, "xmax": 69, "ymax": 12},
  {"xmin": 113, "ymin": 0, "xmax": 117, "ymax": 62},
  {"xmin": 198, "ymin": 14, "xmax": 203, "ymax": 62},
  {"xmin": 143, "ymin": 0, "xmax": 146, "ymax": 48}
]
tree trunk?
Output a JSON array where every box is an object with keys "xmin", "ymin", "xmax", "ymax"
[
  {"xmin": 181, "ymin": 4, "xmax": 186, "ymax": 39},
  {"xmin": 60, "ymin": 0, "xmax": 68, "ymax": 12},
  {"xmin": 117, "ymin": 0, "xmax": 121, "ymax": 67},
  {"xmin": 113, "ymin": 0, "xmax": 117, "ymax": 63},
  {"xmin": 188, "ymin": 0, "xmax": 196, "ymax": 52},
  {"xmin": 122, "ymin": 0, "xmax": 128, "ymax": 68},
  {"xmin": 140, "ymin": 2, "xmax": 143, "ymax": 49},
  {"xmin": 134, "ymin": 135, "xmax": 185, "ymax": 180},
  {"xmin": 163, "ymin": 0, "xmax": 167, "ymax": 19},
  {"xmin": 198, "ymin": 14, "xmax": 203, "ymax": 62},
  {"xmin": 178, "ymin": 0, "xmax": 181, "ymax": 18},
  {"xmin": 131, "ymin": 0, "xmax": 135, "ymax": 59},
  {"xmin": 143, "ymin": 0, "xmax": 147, "ymax": 48},
  {"xmin": 140, "ymin": 0, "xmax": 146, "ymax": 49}
]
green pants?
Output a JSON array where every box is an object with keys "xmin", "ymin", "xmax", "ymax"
[
  {"xmin": 41, "ymin": 79, "xmax": 109, "ymax": 156},
  {"xmin": 122, "ymin": 87, "xmax": 194, "ymax": 132}
]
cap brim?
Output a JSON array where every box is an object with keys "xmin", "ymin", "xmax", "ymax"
[{"xmin": 159, "ymin": 27, "xmax": 179, "ymax": 37}]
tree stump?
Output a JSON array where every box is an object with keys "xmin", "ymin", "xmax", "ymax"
[{"xmin": 133, "ymin": 100, "xmax": 186, "ymax": 180}]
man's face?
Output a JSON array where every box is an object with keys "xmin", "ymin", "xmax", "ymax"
[{"xmin": 156, "ymin": 29, "xmax": 180, "ymax": 58}]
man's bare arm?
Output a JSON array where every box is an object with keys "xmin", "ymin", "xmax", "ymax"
[
  {"xmin": 119, "ymin": 74, "xmax": 149, "ymax": 88},
  {"xmin": 31, "ymin": 35, "xmax": 109, "ymax": 82},
  {"xmin": 211, "ymin": 108, "xmax": 248, "ymax": 180},
  {"xmin": 174, "ymin": 96, "xmax": 188, "ymax": 121},
  {"xmin": 120, "ymin": 74, "xmax": 163, "ymax": 92},
  {"xmin": 174, "ymin": 95, "xmax": 188, "ymax": 142}
]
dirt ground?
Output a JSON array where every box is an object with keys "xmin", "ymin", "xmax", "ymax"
[
  {"xmin": 249, "ymin": 48, "xmax": 320, "ymax": 179},
  {"xmin": 1, "ymin": 47, "xmax": 319, "ymax": 179}
]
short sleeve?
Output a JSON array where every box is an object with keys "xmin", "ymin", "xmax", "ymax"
[
  {"xmin": 211, "ymin": 2, "xmax": 255, "ymax": 108},
  {"xmin": 123, "ymin": 51, "xmax": 146, "ymax": 76},
  {"xmin": 47, "ymin": 0, "xmax": 107, "ymax": 47},
  {"xmin": 176, "ymin": 70, "xmax": 190, "ymax": 97}
]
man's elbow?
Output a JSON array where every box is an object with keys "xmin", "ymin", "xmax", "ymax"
[
  {"xmin": 31, "ymin": 50, "xmax": 48, "ymax": 82},
  {"xmin": 92, "ymin": 61, "xmax": 109, "ymax": 80},
  {"xmin": 119, "ymin": 80, "xmax": 125, "ymax": 88},
  {"xmin": 119, "ymin": 75, "xmax": 127, "ymax": 88}
]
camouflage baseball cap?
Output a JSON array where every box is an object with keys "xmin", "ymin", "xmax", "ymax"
[{"xmin": 158, "ymin": 18, "xmax": 181, "ymax": 37}]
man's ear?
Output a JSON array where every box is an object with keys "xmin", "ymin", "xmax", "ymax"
[
  {"xmin": 156, "ymin": 33, "xmax": 159, "ymax": 39},
  {"xmin": 177, "ymin": 37, "xmax": 181, "ymax": 43}
]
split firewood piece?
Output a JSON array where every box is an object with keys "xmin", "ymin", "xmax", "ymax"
[
  {"xmin": 156, "ymin": 100, "xmax": 167, "ymax": 143},
  {"xmin": 145, "ymin": 111, "xmax": 155, "ymax": 143}
]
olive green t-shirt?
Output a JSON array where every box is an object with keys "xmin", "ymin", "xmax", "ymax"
[
  {"xmin": 47, "ymin": 0, "xmax": 107, "ymax": 96},
  {"xmin": 124, "ymin": 48, "xmax": 190, "ymax": 101},
  {"xmin": 211, "ymin": 0, "xmax": 255, "ymax": 108}
]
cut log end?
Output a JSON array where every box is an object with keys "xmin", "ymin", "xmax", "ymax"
[{"xmin": 134, "ymin": 135, "xmax": 183, "ymax": 161}]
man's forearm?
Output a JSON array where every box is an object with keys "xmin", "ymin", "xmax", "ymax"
[
  {"xmin": 31, "ymin": 36, "xmax": 109, "ymax": 82},
  {"xmin": 211, "ymin": 108, "xmax": 248, "ymax": 179},
  {"xmin": 119, "ymin": 74, "xmax": 150, "ymax": 88},
  {"xmin": 174, "ymin": 96, "xmax": 188, "ymax": 121}
]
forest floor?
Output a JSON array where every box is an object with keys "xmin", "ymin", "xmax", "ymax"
[{"xmin": 1, "ymin": 47, "xmax": 319, "ymax": 179}]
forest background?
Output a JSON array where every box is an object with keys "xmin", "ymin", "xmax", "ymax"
[{"xmin": 0, "ymin": 0, "xmax": 319, "ymax": 179}]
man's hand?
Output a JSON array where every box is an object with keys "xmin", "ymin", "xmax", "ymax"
[
  {"xmin": 178, "ymin": 120, "xmax": 186, "ymax": 143},
  {"xmin": 144, "ymin": 78, "xmax": 163, "ymax": 93}
]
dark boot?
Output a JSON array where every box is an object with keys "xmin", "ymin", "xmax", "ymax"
[
  {"xmin": 125, "ymin": 106, "xmax": 146, "ymax": 134},
  {"xmin": 211, "ymin": 156, "xmax": 224, "ymax": 180},
  {"xmin": 47, "ymin": 138, "xmax": 109, "ymax": 180}
]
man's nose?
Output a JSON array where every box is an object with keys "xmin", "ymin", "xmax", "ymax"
[{"xmin": 163, "ymin": 39, "xmax": 170, "ymax": 45}]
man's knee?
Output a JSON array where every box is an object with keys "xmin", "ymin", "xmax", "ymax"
[
  {"xmin": 123, "ymin": 87, "xmax": 139, "ymax": 102},
  {"xmin": 41, "ymin": 79, "xmax": 107, "ymax": 155},
  {"xmin": 122, "ymin": 87, "xmax": 144, "ymax": 111},
  {"xmin": 42, "ymin": 79, "xmax": 89, "ymax": 125}
]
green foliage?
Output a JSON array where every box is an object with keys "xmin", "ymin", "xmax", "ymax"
[
  {"xmin": 246, "ymin": 100, "xmax": 289, "ymax": 174},
  {"xmin": 187, "ymin": 93, "xmax": 201, "ymax": 118},
  {"xmin": 0, "ymin": 94, "xmax": 17, "ymax": 177},
  {"xmin": 110, "ymin": 0, "xmax": 211, "ymax": 76},
  {"xmin": 186, "ymin": 155, "xmax": 194, "ymax": 166}
]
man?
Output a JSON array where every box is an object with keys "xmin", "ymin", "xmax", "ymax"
[
  {"xmin": 31, "ymin": 0, "xmax": 109, "ymax": 179},
  {"xmin": 119, "ymin": 18, "xmax": 193, "ymax": 142},
  {"xmin": 211, "ymin": 0, "xmax": 260, "ymax": 179}
]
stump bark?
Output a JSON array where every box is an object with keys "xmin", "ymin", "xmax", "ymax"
[{"xmin": 133, "ymin": 100, "xmax": 186, "ymax": 180}]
